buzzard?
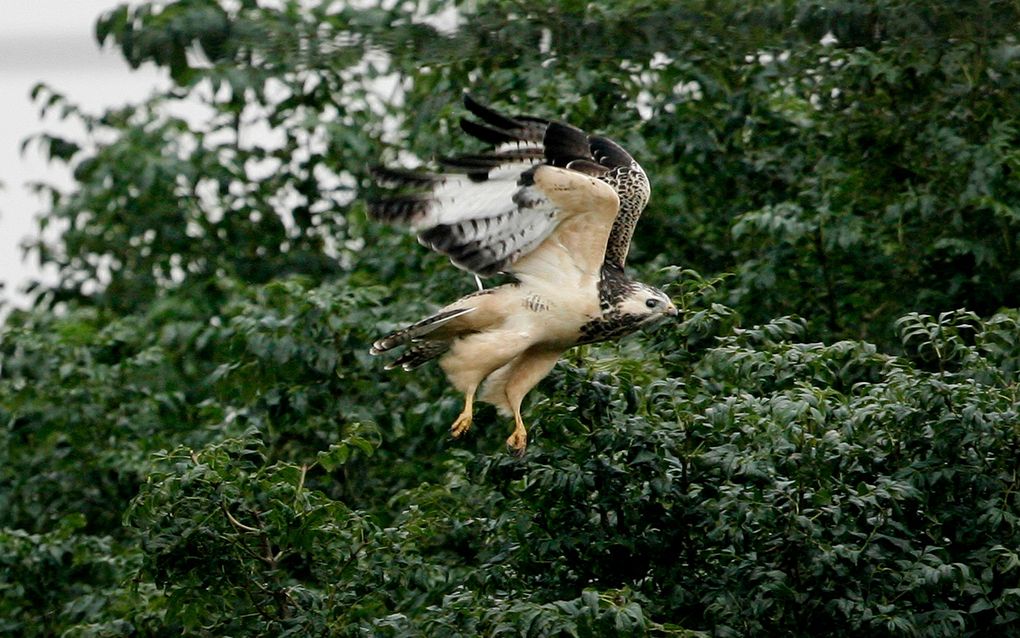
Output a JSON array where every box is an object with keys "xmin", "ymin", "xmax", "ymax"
[{"xmin": 368, "ymin": 95, "xmax": 677, "ymax": 455}]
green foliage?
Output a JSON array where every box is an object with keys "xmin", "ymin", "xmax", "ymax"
[{"xmin": 3, "ymin": 0, "xmax": 1020, "ymax": 636}]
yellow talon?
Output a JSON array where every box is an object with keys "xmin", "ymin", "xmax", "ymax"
[
  {"xmin": 505, "ymin": 416, "xmax": 528, "ymax": 457},
  {"xmin": 450, "ymin": 412, "xmax": 473, "ymax": 438},
  {"xmin": 450, "ymin": 394, "xmax": 474, "ymax": 439}
]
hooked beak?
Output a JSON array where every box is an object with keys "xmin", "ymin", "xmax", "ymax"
[{"xmin": 666, "ymin": 303, "xmax": 679, "ymax": 317}]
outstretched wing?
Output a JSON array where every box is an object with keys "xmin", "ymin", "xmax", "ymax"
[
  {"xmin": 458, "ymin": 95, "xmax": 651, "ymax": 268},
  {"xmin": 367, "ymin": 95, "xmax": 649, "ymax": 280}
]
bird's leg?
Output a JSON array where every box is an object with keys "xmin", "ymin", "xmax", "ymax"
[
  {"xmin": 506, "ymin": 408, "xmax": 528, "ymax": 457},
  {"xmin": 450, "ymin": 389, "xmax": 475, "ymax": 439},
  {"xmin": 502, "ymin": 349, "xmax": 562, "ymax": 457}
]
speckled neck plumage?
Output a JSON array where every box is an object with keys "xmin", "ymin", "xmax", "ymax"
[
  {"xmin": 576, "ymin": 262, "xmax": 647, "ymax": 345},
  {"xmin": 600, "ymin": 164, "xmax": 650, "ymax": 268}
]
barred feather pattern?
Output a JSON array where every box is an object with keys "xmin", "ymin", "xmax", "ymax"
[
  {"xmin": 416, "ymin": 173, "xmax": 559, "ymax": 274},
  {"xmin": 370, "ymin": 306, "xmax": 475, "ymax": 354},
  {"xmin": 367, "ymin": 95, "xmax": 651, "ymax": 277},
  {"xmin": 386, "ymin": 341, "xmax": 450, "ymax": 371}
]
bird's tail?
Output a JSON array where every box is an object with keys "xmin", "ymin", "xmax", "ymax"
[
  {"xmin": 370, "ymin": 306, "xmax": 477, "ymax": 371},
  {"xmin": 383, "ymin": 340, "xmax": 450, "ymax": 372}
]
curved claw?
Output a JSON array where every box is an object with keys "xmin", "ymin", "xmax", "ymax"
[
  {"xmin": 506, "ymin": 429, "xmax": 527, "ymax": 457},
  {"xmin": 450, "ymin": 412, "xmax": 473, "ymax": 439},
  {"xmin": 450, "ymin": 394, "xmax": 475, "ymax": 439}
]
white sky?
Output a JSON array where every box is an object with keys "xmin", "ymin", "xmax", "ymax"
[{"xmin": 0, "ymin": 0, "xmax": 165, "ymax": 312}]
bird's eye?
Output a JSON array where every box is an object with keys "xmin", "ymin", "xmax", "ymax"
[{"xmin": 645, "ymin": 298, "xmax": 660, "ymax": 309}]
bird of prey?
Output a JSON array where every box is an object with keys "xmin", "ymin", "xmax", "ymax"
[{"xmin": 368, "ymin": 95, "xmax": 677, "ymax": 455}]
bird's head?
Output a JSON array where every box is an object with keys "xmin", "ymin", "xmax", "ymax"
[{"xmin": 617, "ymin": 283, "xmax": 678, "ymax": 326}]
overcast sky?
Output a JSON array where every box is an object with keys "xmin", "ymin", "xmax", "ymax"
[{"xmin": 0, "ymin": 0, "xmax": 164, "ymax": 312}]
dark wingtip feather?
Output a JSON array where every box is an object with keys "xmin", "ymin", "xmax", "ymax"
[
  {"xmin": 418, "ymin": 224, "xmax": 458, "ymax": 251},
  {"xmin": 370, "ymin": 165, "xmax": 440, "ymax": 188},
  {"xmin": 588, "ymin": 135, "xmax": 635, "ymax": 168},
  {"xmin": 543, "ymin": 121, "xmax": 592, "ymax": 166},
  {"xmin": 463, "ymin": 94, "xmax": 523, "ymax": 131},
  {"xmin": 439, "ymin": 154, "xmax": 504, "ymax": 171},
  {"xmin": 439, "ymin": 146, "xmax": 545, "ymax": 174},
  {"xmin": 565, "ymin": 158, "xmax": 610, "ymax": 177},
  {"xmin": 459, "ymin": 118, "xmax": 518, "ymax": 145},
  {"xmin": 367, "ymin": 194, "xmax": 431, "ymax": 224},
  {"xmin": 461, "ymin": 95, "xmax": 550, "ymax": 145}
]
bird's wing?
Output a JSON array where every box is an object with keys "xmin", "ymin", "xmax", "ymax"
[{"xmin": 367, "ymin": 96, "xmax": 648, "ymax": 279}]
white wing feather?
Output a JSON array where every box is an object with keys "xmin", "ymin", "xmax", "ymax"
[{"xmin": 412, "ymin": 162, "xmax": 531, "ymax": 230}]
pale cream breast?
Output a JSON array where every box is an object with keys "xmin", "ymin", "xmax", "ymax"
[
  {"xmin": 438, "ymin": 276, "xmax": 600, "ymax": 394},
  {"xmin": 510, "ymin": 278, "xmax": 600, "ymax": 347}
]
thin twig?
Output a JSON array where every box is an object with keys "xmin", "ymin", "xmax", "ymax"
[{"xmin": 221, "ymin": 501, "xmax": 261, "ymax": 534}]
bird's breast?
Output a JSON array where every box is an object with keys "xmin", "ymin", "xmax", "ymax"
[{"xmin": 510, "ymin": 278, "xmax": 601, "ymax": 347}]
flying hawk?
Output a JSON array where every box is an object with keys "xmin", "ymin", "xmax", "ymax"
[{"xmin": 368, "ymin": 95, "xmax": 677, "ymax": 455}]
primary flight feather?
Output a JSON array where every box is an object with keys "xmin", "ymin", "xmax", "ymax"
[{"xmin": 368, "ymin": 95, "xmax": 677, "ymax": 455}]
